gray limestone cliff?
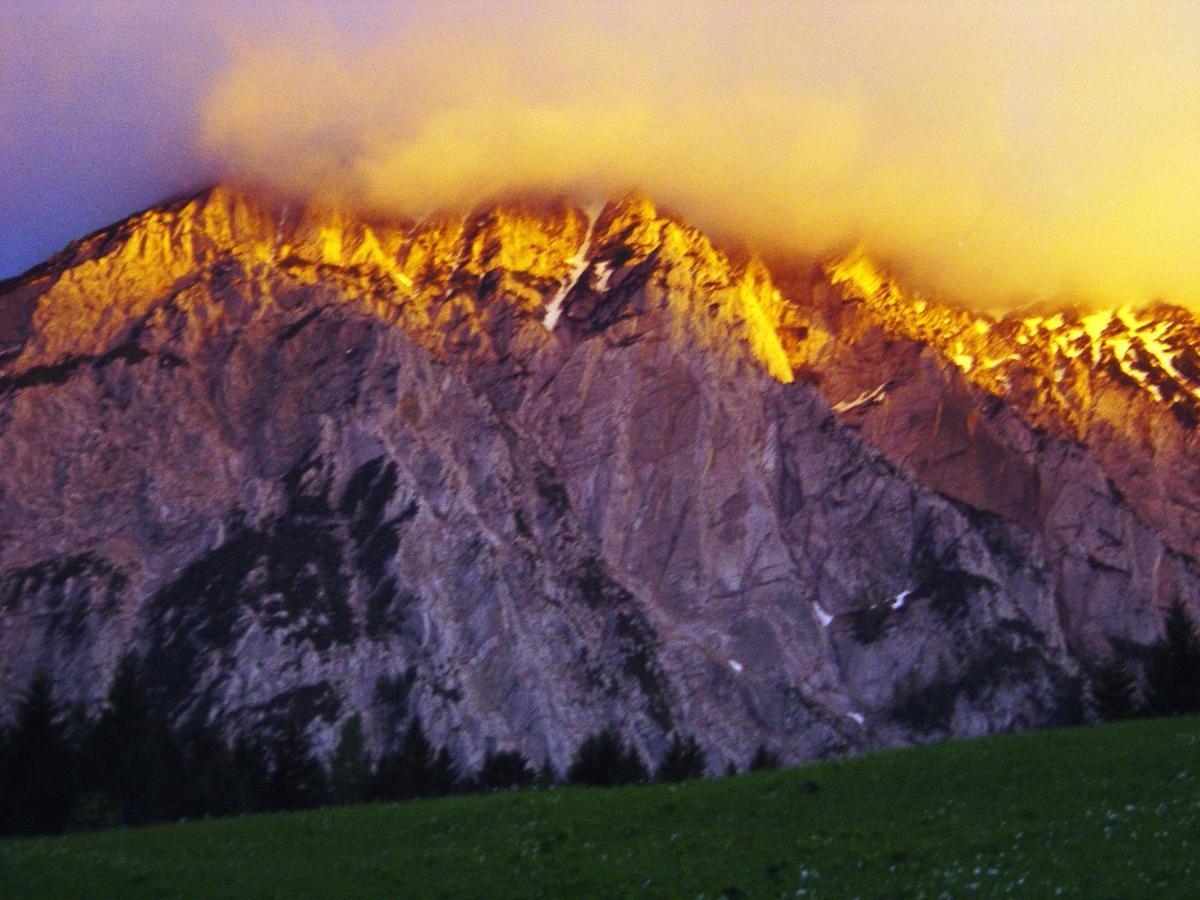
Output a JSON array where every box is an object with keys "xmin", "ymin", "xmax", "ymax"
[{"xmin": 0, "ymin": 187, "xmax": 1193, "ymax": 771}]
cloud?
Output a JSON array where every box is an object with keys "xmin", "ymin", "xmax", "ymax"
[{"xmin": 5, "ymin": 2, "xmax": 1200, "ymax": 309}]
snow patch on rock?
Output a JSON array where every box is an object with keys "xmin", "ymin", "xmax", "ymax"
[
  {"xmin": 544, "ymin": 213, "xmax": 595, "ymax": 331},
  {"xmin": 593, "ymin": 260, "xmax": 613, "ymax": 292},
  {"xmin": 832, "ymin": 383, "xmax": 889, "ymax": 414}
]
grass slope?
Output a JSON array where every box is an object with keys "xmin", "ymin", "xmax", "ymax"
[{"xmin": 2, "ymin": 717, "xmax": 1198, "ymax": 898}]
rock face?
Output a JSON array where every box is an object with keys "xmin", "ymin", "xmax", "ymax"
[{"xmin": 0, "ymin": 187, "xmax": 1195, "ymax": 771}]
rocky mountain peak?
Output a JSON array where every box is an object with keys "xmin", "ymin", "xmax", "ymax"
[
  {"xmin": 2, "ymin": 186, "xmax": 1198, "ymax": 773},
  {"xmin": 810, "ymin": 247, "xmax": 1200, "ymax": 557},
  {"xmin": 3, "ymin": 185, "xmax": 805, "ymax": 391}
]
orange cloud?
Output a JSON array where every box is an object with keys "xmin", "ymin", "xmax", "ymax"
[{"xmin": 199, "ymin": 1, "xmax": 1200, "ymax": 309}]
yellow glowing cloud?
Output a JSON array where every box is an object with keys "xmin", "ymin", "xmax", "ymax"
[{"xmin": 199, "ymin": 1, "xmax": 1200, "ymax": 309}]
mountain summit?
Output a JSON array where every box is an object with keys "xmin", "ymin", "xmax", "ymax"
[{"xmin": 1, "ymin": 186, "xmax": 1195, "ymax": 769}]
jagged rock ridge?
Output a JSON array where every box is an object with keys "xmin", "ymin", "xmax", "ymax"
[{"xmin": 0, "ymin": 186, "xmax": 1194, "ymax": 770}]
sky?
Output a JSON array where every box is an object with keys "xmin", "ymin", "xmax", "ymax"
[{"xmin": 2, "ymin": 1, "xmax": 1199, "ymax": 308}]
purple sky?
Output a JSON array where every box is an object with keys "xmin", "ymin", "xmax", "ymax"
[
  {"xmin": 1, "ymin": 4, "xmax": 216, "ymax": 276},
  {"xmin": 0, "ymin": 1, "xmax": 398, "ymax": 278}
]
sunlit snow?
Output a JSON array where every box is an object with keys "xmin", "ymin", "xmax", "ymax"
[
  {"xmin": 592, "ymin": 260, "xmax": 613, "ymax": 292},
  {"xmin": 543, "ymin": 213, "xmax": 595, "ymax": 331},
  {"xmin": 831, "ymin": 383, "xmax": 888, "ymax": 414}
]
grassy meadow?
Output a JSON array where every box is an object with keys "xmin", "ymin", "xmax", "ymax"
[{"xmin": 2, "ymin": 716, "xmax": 1197, "ymax": 898}]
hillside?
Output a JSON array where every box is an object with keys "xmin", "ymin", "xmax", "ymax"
[{"xmin": 2, "ymin": 716, "xmax": 1197, "ymax": 898}]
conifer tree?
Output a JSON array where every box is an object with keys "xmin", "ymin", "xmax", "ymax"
[
  {"xmin": 1091, "ymin": 656, "xmax": 1140, "ymax": 721},
  {"xmin": 231, "ymin": 734, "xmax": 271, "ymax": 813},
  {"xmin": 375, "ymin": 715, "xmax": 437, "ymax": 800},
  {"xmin": 656, "ymin": 733, "xmax": 707, "ymax": 783},
  {"xmin": 618, "ymin": 741, "xmax": 649, "ymax": 785},
  {"xmin": 1146, "ymin": 599, "xmax": 1200, "ymax": 716},
  {"xmin": 568, "ymin": 728, "xmax": 647, "ymax": 786},
  {"xmin": 180, "ymin": 724, "xmax": 241, "ymax": 818},
  {"xmin": 2, "ymin": 671, "xmax": 74, "ymax": 835},
  {"xmin": 83, "ymin": 652, "xmax": 182, "ymax": 825},
  {"xmin": 371, "ymin": 748, "xmax": 401, "ymax": 802},
  {"xmin": 0, "ymin": 719, "xmax": 10, "ymax": 815},
  {"xmin": 329, "ymin": 713, "xmax": 372, "ymax": 805},
  {"xmin": 567, "ymin": 729, "xmax": 624, "ymax": 786},
  {"xmin": 429, "ymin": 746, "xmax": 459, "ymax": 796},
  {"xmin": 398, "ymin": 714, "xmax": 435, "ymax": 798},
  {"xmin": 478, "ymin": 748, "xmax": 535, "ymax": 790},
  {"xmin": 264, "ymin": 718, "xmax": 329, "ymax": 811},
  {"xmin": 749, "ymin": 744, "xmax": 781, "ymax": 771}
]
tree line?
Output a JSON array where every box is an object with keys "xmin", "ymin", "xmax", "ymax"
[
  {"xmin": 0, "ymin": 653, "xmax": 780, "ymax": 838},
  {"xmin": 1092, "ymin": 599, "xmax": 1200, "ymax": 722},
  {"xmin": 7, "ymin": 598, "xmax": 1194, "ymax": 839}
]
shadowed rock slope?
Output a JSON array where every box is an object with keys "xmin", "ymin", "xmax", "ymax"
[{"xmin": 0, "ymin": 187, "xmax": 1193, "ymax": 770}]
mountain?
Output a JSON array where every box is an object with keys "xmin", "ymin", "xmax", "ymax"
[{"xmin": 1, "ymin": 186, "xmax": 1195, "ymax": 770}]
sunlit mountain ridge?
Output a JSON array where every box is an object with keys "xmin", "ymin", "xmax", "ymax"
[{"xmin": 1, "ymin": 185, "xmax": 1196, "ymax": 775}]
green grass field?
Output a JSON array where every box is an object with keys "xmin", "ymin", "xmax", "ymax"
[{"xmin": 2, "ymin": 717, "xmax": 1197, "ymax": 898}]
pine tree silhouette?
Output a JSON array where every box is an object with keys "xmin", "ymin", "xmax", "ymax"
[
  {"xmin": 749, "ymin": 744, "xmax": 781, "ymax": 771},
  {"xmin": 656, "ymin": 733, "xmax": 707, "ymax": 783},
  {"xmin": 429, "ymin": 746, "xmax": 459, "ymax": 796},
  {"xmin": 329, "ymin": 714, "xmax": 372, "ymax": 805},
  {"xmin": 375, "ymin": 715, "xmax": 439, "ymax": 800},
  {"xmin": 0, "ymin": 719, "xmax": 9, "ymax": 818},
  {"xmin": 180, "ymin": 724, "xmax": 242, "ymax": 818},
  {"xmin": 1091, "ymin": 655, "xmax": 1140, "ymax": 721},
  {"xmin": 82, "ymin": 653, "xmax": 183, "ymax": 825},
  {"xmin": 478, "ymin": 748, "xmax": 535, "ymax": 790},
  {"xmin": 264, "ymin": 718, "xmax": 329, "ymax": 811},
  {"xmin": 399, "ymin": 714, "xmax": 436, "ymax": 798},
  {"xmin": 231, "ymin": 734, "xmax": 271, "ymax": 812},
  {"xmin": 2, "ymin": 672, "xmax": 74, "ymax": 835},
  {"xmin": 620, "ymin": 744, "xmax": 649, "ymax": 785},
  {"xmin": 568, "ymin": 728, "xmax": 647, "ymax": 786},
  {"xmin": 1146, "ymin": 599, "xmax": 1200, "ymax": 716},
  {"xmin": 567, "ymin": 729, "xmax": 623, "ymax": 786}
]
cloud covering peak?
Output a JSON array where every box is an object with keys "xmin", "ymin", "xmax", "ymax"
[{"xmin": 4, "ymin": 2, "xmax": 1200, "ymax": 309}]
